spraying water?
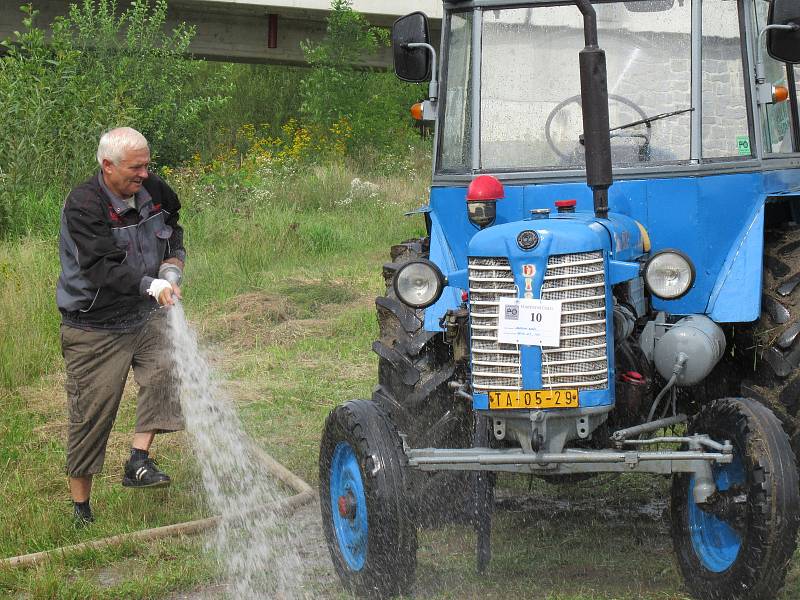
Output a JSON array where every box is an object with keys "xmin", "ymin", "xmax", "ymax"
[{"xmin": 166, "ymin": 302, "xmax": 307, "ymax": 598}]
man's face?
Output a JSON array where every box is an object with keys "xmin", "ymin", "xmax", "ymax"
[{"xmin": 102, "ymin": 147, "xmax": 150, "ymax": 198}]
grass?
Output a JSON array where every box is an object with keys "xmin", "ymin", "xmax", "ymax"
[
  {"xmin": 412, "ymin": 509, "xmax": 682, "ymax": 600},
  {"xmin": 3, "ymin": 156, "xmax": 800, "ymax": 599},
  {"xmin": 0, "ymin": 159, "xmax": 426, "ymax": 597},
  {"xmin": 0, "ymin": 236, "xmax": 63, "ymax": 390}
]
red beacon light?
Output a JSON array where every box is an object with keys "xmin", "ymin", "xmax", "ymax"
[{"xmin": 466, "ymin": 175, "xmax": 504, "ymax": 228}]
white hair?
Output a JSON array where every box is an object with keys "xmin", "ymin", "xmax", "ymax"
[{"xmin": 96, "ymin": 127, "xmax": 149, "ymax": 166}]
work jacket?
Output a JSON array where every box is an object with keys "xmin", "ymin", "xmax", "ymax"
[{"xmin": 56, "ymin": 172, "xmax": 185, "ymax": 330}]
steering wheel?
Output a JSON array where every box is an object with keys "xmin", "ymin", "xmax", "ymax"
[{"xmin": 544, "ymin": 94, "xmax": 651, "ymax": 162}]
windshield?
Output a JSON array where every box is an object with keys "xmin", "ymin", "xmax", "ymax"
[{"xmin": 439, "ymin": 0, "xmax": 750, "ymax": 173}]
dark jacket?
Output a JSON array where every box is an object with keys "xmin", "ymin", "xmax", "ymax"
[{"xmin": 56, "ymin": 172, "xmax": 185, "ymax": 330}]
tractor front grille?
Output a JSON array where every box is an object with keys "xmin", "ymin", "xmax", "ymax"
[
  {"xmin": 540, "ymin": 251, "xmax": 608, "ymax": 390},
  {"xmin": 468, "ymin": 252, "xmax": 609, "ymax": 394},
  {"xmin": 468, "ymin": 257, "xmax": 521, "ymax": 392}
]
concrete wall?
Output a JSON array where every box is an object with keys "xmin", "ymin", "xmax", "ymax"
[
  {"xmin": 187, "ymin": 0, "xmax": 442, "ymax": 22},
  {"xmin": 0, "ymin": 0, "xmax": 443, "ymax": 66}
]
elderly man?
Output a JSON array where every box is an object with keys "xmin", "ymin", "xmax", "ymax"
[{"xmin": 56, "ymin": 127, "xmax": 186, "ymax": 524}]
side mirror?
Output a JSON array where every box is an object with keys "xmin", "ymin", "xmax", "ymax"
[
  {"xmin": 624, "ymin": 0, "xmax": 674, "ymax": 13},
  {"xmin": 767, "ymin": 0, "xmax": 800, "ymax": 64},
  {"xmin": 392, "ymin": 12, "xmax": 432, "ymax": 83}
]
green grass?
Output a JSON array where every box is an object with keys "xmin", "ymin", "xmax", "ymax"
[
  {"xmin": 4, "ymin": 157, "xmax": 800, "ymax": 599},
  {"xmin": 0, "ymin": 236, "xmax": 62, "ymax": 390},
  {"xmin": 0, "ymin": 159, "xmax": 426, "ymax": 597},
  {"xmin": 411, "ymin": 511, "xmax": 682, "ymax": 600},
  {"xmin": 0, "ymin": 537, "xmax": 216, "ymax": 599}
]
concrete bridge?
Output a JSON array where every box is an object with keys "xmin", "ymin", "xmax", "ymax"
[{"xmin": 1, "ymin": 1, "xmax": 443, "ymax": 67}]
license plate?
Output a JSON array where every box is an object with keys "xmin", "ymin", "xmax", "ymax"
[{"xmin": 488, "ymin": 389, "xmax": 579, "ymax": 410}]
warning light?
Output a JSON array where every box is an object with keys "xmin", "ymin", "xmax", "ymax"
[
  {"xmin": 466, "ymin": 175, "xmax": 504, "ymax": 202},
  {"xmin": 466, "ymin": 176, "xmax": 504, "ymax": 229}
]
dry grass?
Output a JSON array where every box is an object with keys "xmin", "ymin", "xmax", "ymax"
[{"xmin": 19, "ymin": 372, "xmax": 192, "ymax": 474}]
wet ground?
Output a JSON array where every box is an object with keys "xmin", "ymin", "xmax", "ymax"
[
  {"xmin": 163, "ymin": 498, "xmax": 339, "ymax": 600},
  {"xmin": 160, "ymin": 480, "xmax": 683, "ymax": 600}
]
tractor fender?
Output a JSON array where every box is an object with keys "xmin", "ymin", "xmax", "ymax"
[{"xmin": 705, "ymin": 202, "xmax": 764, "ymax": 322}]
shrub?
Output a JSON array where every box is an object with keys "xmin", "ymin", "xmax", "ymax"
[
  {"xmin": 0, "ymin": 0, "xmax": 228, "ymax": 236},
  {"xmin": 187, "ymin": 62, "xmax": 307, "ymax": 161},
  {"xmin": 299, "ymin": 0, "xmax": 425, "ymax": 155}
]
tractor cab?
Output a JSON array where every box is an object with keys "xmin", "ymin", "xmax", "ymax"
[{"xmin": 419, "ymin": 0, "xmax": 800, "ymax": 174}]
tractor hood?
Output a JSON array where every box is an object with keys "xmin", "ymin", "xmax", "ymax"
[{"xmin": 444, "ymin": 211, "xmax": 646, "ymax": 293}]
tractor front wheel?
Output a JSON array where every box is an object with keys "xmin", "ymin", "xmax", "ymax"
[
  {"xmin": 670, "ymin": 398, "xmax": 799, "ymax": 600},
  {"xmin": 319, "ymin": 400, "xmax": 417, "ymax": 598}
]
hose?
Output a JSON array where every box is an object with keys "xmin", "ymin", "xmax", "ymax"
[
  {"xmin": 646, "ymin": 352, "xmax": 688, "ymax": 423},
  {"xmin": 647, "ymin": 373, "xmax": 678, "ymax": 423}
]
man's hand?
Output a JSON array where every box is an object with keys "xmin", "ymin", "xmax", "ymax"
[
  {"xmin": 169, "ymin": 282, "xmax": 183, "ymax": 303},
  {"xmin": 158, "ymin": 286, "xmax": 176, "ymax": 306},
  {"xmin": 148, "ymin": 279, "xmax": 177, "ymax": 306},
  {"xmin": 163, "ymin": 257, "xmax": 184, "ymax": 270}
]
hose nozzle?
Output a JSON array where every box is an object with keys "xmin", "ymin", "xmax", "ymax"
[{"xmin": 158, "ymin": 263, "xmax": 183, "ymax": 286}]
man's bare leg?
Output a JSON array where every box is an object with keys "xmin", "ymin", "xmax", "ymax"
[
  {"xmin": 132, "ymin": 431, "xmax": 155, "ymax": 451},
  {"xmin": 69, "ymin": 475, "xmax": 92, "ymax": 502}
]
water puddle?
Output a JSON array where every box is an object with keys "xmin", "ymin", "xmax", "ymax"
[{"xmin": 166, "ymin": 303, "xmax": 307, "ymax": 599}]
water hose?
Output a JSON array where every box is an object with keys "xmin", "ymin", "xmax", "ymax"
[{"xmin": 0, "ymin": 443, "xmax": 314, "ymax": 570}]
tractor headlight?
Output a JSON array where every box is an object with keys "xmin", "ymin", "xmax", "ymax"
[
  {"xmin": 644, "ymin": 250, "xmax": 695, "ymax": 300},
  {"xmin": 394, "ymin": 260, "xmax": 446, "ymax": 308}
]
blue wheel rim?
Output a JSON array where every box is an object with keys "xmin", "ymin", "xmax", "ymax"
[
  {"xmin": 330, "ymin": 441, "xmax": 369, "ymax": 571},
  {"xmin": 687, "ymin": 454, "xmax": 746, "ymax": 572}
]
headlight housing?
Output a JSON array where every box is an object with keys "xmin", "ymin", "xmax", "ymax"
[
  {"xmin": 644, "ymin": 250, "xmax": 695, "ymax": 300},
  {"xmin": 393, "ymin": 260, "xmax": 446, "ymax": 308}
]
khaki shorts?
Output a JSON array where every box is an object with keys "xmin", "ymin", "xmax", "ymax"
[{"xmin": 61, "ymin": 310, "xmax": 183, "ymax": 477}]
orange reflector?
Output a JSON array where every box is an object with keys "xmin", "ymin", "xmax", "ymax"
[
  {"xmin": 410, "ymin": 103, "xmax": 424, "ymax": 121},
  {"xmin": 773, "ymin": 85, "xmax": 790, "ymax": 103}
]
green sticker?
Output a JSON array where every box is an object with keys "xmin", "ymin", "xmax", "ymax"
[{"xmin": 736, "ymin": 136, "xmax": 752, "ymax": 156}]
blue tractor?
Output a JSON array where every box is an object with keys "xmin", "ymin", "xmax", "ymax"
[{"xmin": 319, "ymin": 1, "xmax": 800, "ymax": 598}]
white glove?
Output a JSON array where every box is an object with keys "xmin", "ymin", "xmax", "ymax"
[{"xmin": 147, "ymin": 279, "xmax": 173, "ymax": 305}]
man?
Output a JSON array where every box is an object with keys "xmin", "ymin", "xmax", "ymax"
[{"xmin": 56, "ymin": 127, "xmax": 186, "ymax": 524}]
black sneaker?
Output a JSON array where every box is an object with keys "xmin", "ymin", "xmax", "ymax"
[
  {"xmin": 122, "ymin": 456, "xmax": 171, "ymax": 488},
  {"xmin": 73, "ymin": 501, "xmax": 94, "ymax": 526}
]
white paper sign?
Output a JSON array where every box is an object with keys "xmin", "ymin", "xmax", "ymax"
[{"xmin": 497, "ymin": 298, "xmax": 563, "ymax": 347}]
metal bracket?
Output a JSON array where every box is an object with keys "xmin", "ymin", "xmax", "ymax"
[{"xmin": 493, "ymin": 418, "xmax": 506, "ymax": 440}]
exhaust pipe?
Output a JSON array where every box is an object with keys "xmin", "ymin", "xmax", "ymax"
[{"xmin": 574, "ymin": 0, "xmax": 612, "ymax": 219}]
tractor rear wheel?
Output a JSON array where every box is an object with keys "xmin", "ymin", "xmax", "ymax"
[
  {"xmin": 372, "ymin": 237, "xmax": 473, "ymax": 526},
  {"xmin": 736, "ymin": 224, "xmax": 800, "ymax": 457}
]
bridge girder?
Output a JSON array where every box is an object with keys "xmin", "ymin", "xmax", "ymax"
[{"xmin": 0, "ymin": 0, "xmax": 443, "ymax": 66}]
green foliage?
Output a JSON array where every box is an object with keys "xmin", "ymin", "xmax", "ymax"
[
  {"xmin": 180, "ymin": 62, "xmax": 307, "ymax": 162},
  {"xmin": 0, "ymin": 0, "xmax": 229, "ymax": 236},
  {"xmin": 299, "ymin": 0, "xmax": 424, "ymax": 154}
]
